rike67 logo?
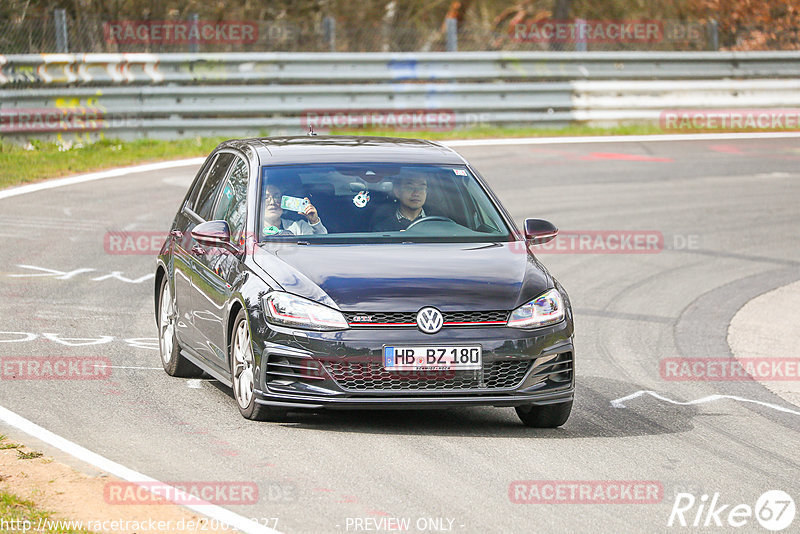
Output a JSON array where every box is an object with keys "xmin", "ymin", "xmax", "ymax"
[{"xmin": 668, "ymin": 490, "xmax": 795, "ymax": 531}]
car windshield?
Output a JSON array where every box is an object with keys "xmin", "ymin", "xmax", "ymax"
[{"xmin": 258, "ymin": 163, "xmax": 512, "ymax": 243}]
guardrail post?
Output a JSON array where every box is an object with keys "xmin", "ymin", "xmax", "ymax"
[
  {"xmin": 707, "ymin": 19, "xmax": 719, "ymax": 51},
  {"xmin": 323, "ymin": 16, "xmax": 336, "ymax": 52},
  {"xmin": 190, "ymin": 13, "xmax": 200, "ymax": 53},
  {"xmin": 54, "ymin": 9, "xmax": 69, "ymax": 53},
  {"xmin": 575, "ymin": 19, "xmax": 587, "ymax": 52},
  {"xmin": 446, "ymin": 18, "xmax": 458, "ymax": 52}
]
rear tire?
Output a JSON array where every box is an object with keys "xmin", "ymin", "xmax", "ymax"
[
  {"xmin": 515, "ymin": 401, "xmax": 572, "ymax": 428},
  {"xmin": 230, "ymin": 309, "xmax": 283, "ymax": 421},
  {"xmin": 158, "ymin": 275, "xmax": 203, "ymax": 378}
]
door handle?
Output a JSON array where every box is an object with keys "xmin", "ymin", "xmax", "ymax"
[{"xmin": 191, "ymin": 244, "xmax": 205, "ymax": 255}]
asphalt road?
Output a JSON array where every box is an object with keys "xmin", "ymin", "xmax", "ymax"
[{"xmin": 1, "ymin": 136, "xmax": 798, "ymax": 533}]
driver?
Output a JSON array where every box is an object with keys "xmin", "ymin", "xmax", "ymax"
[
  {"xmin": 370, "ymin": 174, "xmax": 428, "ymax": 232},
  {"xmin": 262, "ymin": 184, "xmax": 327, "ymax": 236}
]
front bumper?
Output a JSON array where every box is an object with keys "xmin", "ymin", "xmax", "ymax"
[{"xmin": 251, "ymin": 319, "xmax": 574, "ymax": 410}]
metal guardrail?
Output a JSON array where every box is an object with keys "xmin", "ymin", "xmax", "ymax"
[
  {"xmin": 2, "ymin": 51, "xmax": 800, "ymax": 85},
  {"xmin": 1, "ymin": 52, "xmax": 799, "ymax": 141}
]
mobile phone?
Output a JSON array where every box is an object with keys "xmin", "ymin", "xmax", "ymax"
[{"xmin": 280, "ymin": 195, "xmax": 309, "ymax": 212}]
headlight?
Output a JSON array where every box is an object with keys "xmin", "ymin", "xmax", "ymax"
[
  {"xmin": 263, "ymin": 292, "xmax": 349, "ymax": 331},
  {"xmin": 507, "ymin": 288, "xmax": 565, "ymax": 328}
]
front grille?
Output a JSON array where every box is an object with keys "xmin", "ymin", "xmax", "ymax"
[
  {"xmin": 323, "ymin": 359, "xmax": 532, "ymax": 391},
  {"xmin": 444, "ymin": 311, "xmax": 509, "ymax": 324},
  {"xmin": 345, "ymin": 312, "xmax": 416, "ymax": 325},
  {"xmin": 345, "ymin": 310, "xmax": 509, "ymax": 327}
]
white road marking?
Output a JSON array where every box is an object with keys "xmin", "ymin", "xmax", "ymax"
[
  {"xmin": 91, "ymin": 272, "xmax": 155, "ymax": 284},
  {"xmin": 0, "ymin": 218, "xmax": 98, "ymax": 231},
  {"xmin": 0, "ymin": 332, "xmax": 38, "ymax": 343},
  {"xmin": 1, "ymin": 133, "xmax": 798, "ymax": 204},
  {"xmin": 123, "ymin": 338, "xmax": 159, "ymax": 351},
  {"xmin": 0, "ymin": 406, "xmax": 280, "ymax": 534},
  {"xmin": 0, "ymin": 215, "xmax": 103, "ymax": 224},
  {"xmin": 42, "ymin": 333, "xmax": 113, "ymax": 346},
  {"xmin": 93, "ymin": 365, "xmax": 163, "ymax": 370},
  {"xmin": 442, "ymin": 131, "xmax": 800, "ymax": 147},
  {"xmin": 187, "ymin": 379, "xmax": 204, "ymax": 389},
  {"xmin": 0, "ymin": 158, "xmax": 205, "ymax": 201},
  {"xmin": 9, "ymin": 265, "xmax": 95, "ymax": 279},
  {"xmin": 611, "ymin": 390, "xmax": 800, "ymax": 416},
  {"xmin": 8, "ymin": 265, "xmax": 154, "ymax": 284},
  {"xmin": 0, "ymin": 332, "xmax": 159, "ymax": 351}
]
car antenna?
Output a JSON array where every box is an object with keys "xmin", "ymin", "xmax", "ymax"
[{"xmin": 307, "ymin": 124, "xmax": 317, "ymax": 136}]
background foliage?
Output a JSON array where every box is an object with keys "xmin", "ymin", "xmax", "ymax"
[{"xmin": 1, "ymin": 0, "xmax": 797, "ymax": 52}]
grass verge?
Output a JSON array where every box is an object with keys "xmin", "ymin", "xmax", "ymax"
[
  {"xmin": 0, "ymin": 435, "xmax": 96, "ymax": 533},
  {"xmin": 0, "ymin": 434, "xmax": 21, "ymax": 450},
  {"xmin": 0, "ymin": 491, "xmax": 97, "ymax": 533},
  {"xmin": 0, "ymin": 137, "xmax": 229, "ymax": 190}
]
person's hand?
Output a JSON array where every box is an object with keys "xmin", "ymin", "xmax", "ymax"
[{"xmin": 302, "ymin": 198, "xmax": 320, "ymax": 224}]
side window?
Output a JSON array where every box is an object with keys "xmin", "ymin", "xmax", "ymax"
[
  {"xmin": 185, "ymin": 154, "xmax": 216, "ymax": 212},
  {"xmin": 194, "ymin": 153, "xmax": 235, "ymax": 220},
  {"xmin": 213, "ymin": 157, "xmax": 249, "ymax": 242}
]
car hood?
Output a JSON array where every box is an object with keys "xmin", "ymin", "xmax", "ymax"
[{"xmin": 253, "ymin": 241, "xmax": 552, "ymax": 312}]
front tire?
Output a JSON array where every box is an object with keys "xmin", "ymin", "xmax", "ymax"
[
  {"xmin": 158, "ymin": 275, "xmax": 202, "ymax": 378},
  {"xmin": 230, "ymin": 309, "xmax": 282, "ymax": 421},
  {"xmin": 515, "ymin": 401, "xmax": 572, "ymax": 428}
]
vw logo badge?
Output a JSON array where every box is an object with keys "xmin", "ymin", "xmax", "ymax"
[{"xmin": 416, "ymin": 307, "xmax": 443, "ymax": 334}]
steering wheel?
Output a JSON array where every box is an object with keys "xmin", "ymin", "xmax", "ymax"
[{"xmin": 405, "ymin": 216, "xmax": 454, "ymax": 230}]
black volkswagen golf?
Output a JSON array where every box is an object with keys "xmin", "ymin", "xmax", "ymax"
[{"xmin": 155, "ymin": 136, "xmax": 574, "ymax": 427}]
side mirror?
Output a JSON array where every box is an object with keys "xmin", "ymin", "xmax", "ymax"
[
  {"xmin": 191, "ymin": 220, "xmax": 234, "ymax": 249},
  {"xmin": 524, "ymin": 218, "xmax": 558, "ymax": 245}
]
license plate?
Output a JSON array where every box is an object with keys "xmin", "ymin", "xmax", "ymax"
[{"xmin": 383, "ymin": 345, "xmax": 482, "ymax": 371}]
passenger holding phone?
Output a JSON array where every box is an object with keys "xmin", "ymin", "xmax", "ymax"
[{"xmin": 262, "ymin": 184, "xmax": 327, "ymax": 236}]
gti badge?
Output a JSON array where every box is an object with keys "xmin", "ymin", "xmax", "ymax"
[{"xmin": 416, "ymin": 307, "xmax": 443, "ymax": 334}]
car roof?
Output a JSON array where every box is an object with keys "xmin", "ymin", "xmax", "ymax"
[{"xmin": 218, "ymin": 136, "xmax": 467, "ymax": 166}]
